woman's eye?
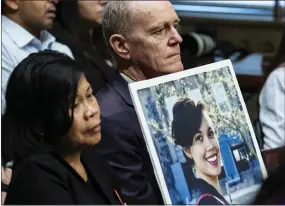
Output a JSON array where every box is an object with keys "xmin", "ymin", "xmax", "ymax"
[
  {"xmin": 195, "ymin": 135, "xmax": 203, "ymax": 143},
  {"xmin": 208, "ymin": 131, "xmax": 215, "ymax": 138},
  {"xmin": 87, "ymin": 93, "xmax": 93, "ymax": 99},
  {"xmin": 73, "ymin": 102, "xmax": 79, "ymax": 109}
]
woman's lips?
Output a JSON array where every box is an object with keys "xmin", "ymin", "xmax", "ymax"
[
  {"xmin": 86, "ymin": 124, "xmax": 101, "ymax": 134},
  {"xmin": 206, "ymin": 154, "xmax": 218, "ymax": 166}
]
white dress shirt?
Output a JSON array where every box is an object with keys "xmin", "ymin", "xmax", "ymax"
[
  {"xmin": 1, "ymin": 15, "xmax": 74, "ymax": 113},
  {"xmin": 120, "ymin": 72, "xmax": 135, "ymax": 84},
  {"xmin": 259, "ymin": 66, "xmax": 285, "ymax": 150}
]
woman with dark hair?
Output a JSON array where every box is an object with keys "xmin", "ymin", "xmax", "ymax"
[
  {"xmin": 172, "ymin": 98, "xmax": 228, "ymax": 205},
  {"xmin": 50, "ymin": 0, "xmax": 115, "ymax": 93},
  {"xmin": 259, "ymin": 30, "xmax": 285, "ymax": 150},
  {"xmin": 2, "ymin": 51, "xmax": 122, "ymax": 205}
]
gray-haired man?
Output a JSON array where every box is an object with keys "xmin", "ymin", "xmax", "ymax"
[{"xmin": 94, "ymin": 1, "xmax": 183, "ymax": 204}]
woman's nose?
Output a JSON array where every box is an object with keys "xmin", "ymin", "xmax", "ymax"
[
  {"xmin": 84, "ymin": 106, "xmax": 96, "ymax": 120},
  {"xmin": 205, "ymin": 138, "xmax": 215, "ymax": 151}
]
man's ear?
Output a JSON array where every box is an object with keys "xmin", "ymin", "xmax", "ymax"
[
  {"xmin": 109, "ymin": 34, "xmax": 131, "ymax": 60},
  {"xmin": 183, "ymin": 147, "xmax": 193, "ymax": 159},
  {"xmin": 5, "ymin": 0, "xmax": 19, "ymax": 11}
]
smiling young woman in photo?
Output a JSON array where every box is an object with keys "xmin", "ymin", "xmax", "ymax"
[{"xmin": 172, "ymin": 98, "xmax": 228, "ymax": 205}]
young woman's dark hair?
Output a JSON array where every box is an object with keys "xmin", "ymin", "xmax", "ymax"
[
  {"xmin": 2, "ymin": 50, "xmax": 83, "ymax": 165},
  {"xmin": 172, "ymin": 98, "xmax": 205, "ymax": 148}
]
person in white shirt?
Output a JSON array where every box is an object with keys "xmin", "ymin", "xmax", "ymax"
[
  {"xmin": 1, "ymin": 0, "xmax": 73, "ymax": 113},
  {"xmin": 259, "ymin": 66, "xmax": 285, "ymax": 150},
  {"xmin": 259, "ymin": 32, "xmax": 285, "ymax": 150},
  {"xmin": 1, "ymin": 1, "xmax": 73, "ymax": 203}
]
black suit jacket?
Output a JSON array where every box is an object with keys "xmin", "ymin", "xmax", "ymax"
[
  {"xmin": 5, "ymin": 147, "xmax": 121, "ymax": 205},
  {"xmin": 94, "ymin": 73, "xmax": 163, "ymax": 204},
  {"xmin": 49, "ymin": 24, "xmax": 116, "ymax": 93}
]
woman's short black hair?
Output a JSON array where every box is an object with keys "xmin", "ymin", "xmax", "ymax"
[
  {"xmin": 172, "ymin": 98, "xmax": 205, "ymax": 148},
  {"xmin": 2, "ymin": 50, "xmax": 83, "ymax": 164}
]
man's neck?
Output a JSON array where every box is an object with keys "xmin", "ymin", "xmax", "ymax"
[
  {"xmin": 119, "ymin": 64, "xmax": 147, "ymax": 82},
  {"xmin": 5, "ymin": 14, "xmax": 42, "ymax": 39}
]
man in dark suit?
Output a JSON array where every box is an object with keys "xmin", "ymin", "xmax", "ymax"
[{"xmin": 94, "ymin": 1, "xmax": 183, "ymax": 204}]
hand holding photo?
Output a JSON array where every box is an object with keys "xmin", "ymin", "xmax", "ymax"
[{"xmin": 129, "ymin": 60, "xmax": 267, "ymax": 205}]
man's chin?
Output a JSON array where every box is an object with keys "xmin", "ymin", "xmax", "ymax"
[
  {"xmin": 167, "ymin": 62, "xmax": 184, "ymax": 74},
  {"xmin": 44, "ymin": 21, "xmax": 55, "ymax": 29}
]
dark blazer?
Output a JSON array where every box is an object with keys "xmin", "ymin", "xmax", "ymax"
[
  {"xmin": 5, "ymin": 147, "xmax": 122, "ymax": 205},
  {"xmin": 94, "ymin": 73, "xmax": 163, "ymax": 205},
  {"xmin": 49, "ymin": 24, "xmax": 116, "ymax": 93}
]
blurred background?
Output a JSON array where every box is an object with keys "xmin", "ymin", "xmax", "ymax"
[{"xmin": 172, "ymin": 0, "xmax": 285, "ymax": 161}]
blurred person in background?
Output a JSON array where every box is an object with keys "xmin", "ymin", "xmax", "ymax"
[
  {"xmin": 50, "ymin": 0, "xmax": 116, "ymax": 93},
  {"xmin": 259, "ymin": 31, "xmax": 285, "ymax": 150},
  {"xmin": 1, "ymin": 0, "xmax": 73, "ymax": 113}
]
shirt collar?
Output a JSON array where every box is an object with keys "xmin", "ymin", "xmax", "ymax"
[
  {"xmin": 2, "ymin": 15, "xmax": 55, "ymax": 48},
  {"xmin": 120, "ymin": 72, "xmax": 135, "ymax": 84}
]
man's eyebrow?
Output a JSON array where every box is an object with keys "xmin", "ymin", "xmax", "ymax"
[
  {"xmin": 148, "ymin": 18, "xmax": 180, "ymax": 32},
  {"xmin": 86, "ymin": 85, "xmax": 92, "ymax": 92},
  {"xmin": 147, "ymin": 23, "xmax": 164, "ymax": 33},
  {"xmin": 175, "ymin": 18, "xmax": 181, "ymax": 23}
]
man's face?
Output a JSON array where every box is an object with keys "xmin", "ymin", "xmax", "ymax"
[
  {"xmin": 17, "ymin": 0, "xmax": 58, "ymax": 32},
  {"xmin": 127, "ymin": 1, "xmax": 183, "ymax": 79}
]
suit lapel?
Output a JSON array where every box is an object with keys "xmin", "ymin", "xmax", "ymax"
[{"xmin": 110, "ymin": 73, "xmax": 134, "ymax": 107}]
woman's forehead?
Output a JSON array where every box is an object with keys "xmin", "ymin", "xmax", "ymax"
[{"xmin": 202, "ymin": 112, "xmax": 213, "ymax": 126}]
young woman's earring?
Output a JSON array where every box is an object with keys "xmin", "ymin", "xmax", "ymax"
[{"xmin": 192, "ymin": 166, "xmax": 197, "ymax": 178}]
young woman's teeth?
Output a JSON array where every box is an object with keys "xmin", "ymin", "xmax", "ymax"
[{"xmin": 207, "ymin": 155, "xmax": 217, "ymax": 162}]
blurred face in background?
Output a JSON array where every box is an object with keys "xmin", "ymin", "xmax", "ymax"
[
  {"xmin": 5, "ymin": 0, "xmax": 59, "ymax": 36},
  {"xmin": 77, "ymin": 0, "xmax": 107, "ymax": 25}
]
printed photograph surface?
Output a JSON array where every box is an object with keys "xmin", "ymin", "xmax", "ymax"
[{"xmin": 129, "ymin": 60, "xmax": 267, "ymax": 205}]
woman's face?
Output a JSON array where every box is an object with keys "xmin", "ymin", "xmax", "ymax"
[
  {"xmin": 184, "ymin": 114, "xmax": 221, "ymax": 178},
  {"xmin": 77, "ymin": 0, "xmax": 107, "ymax": 25},
  {"xmin": 67, "ymin": 76, "xmax": 101, "ymax": 149}
]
